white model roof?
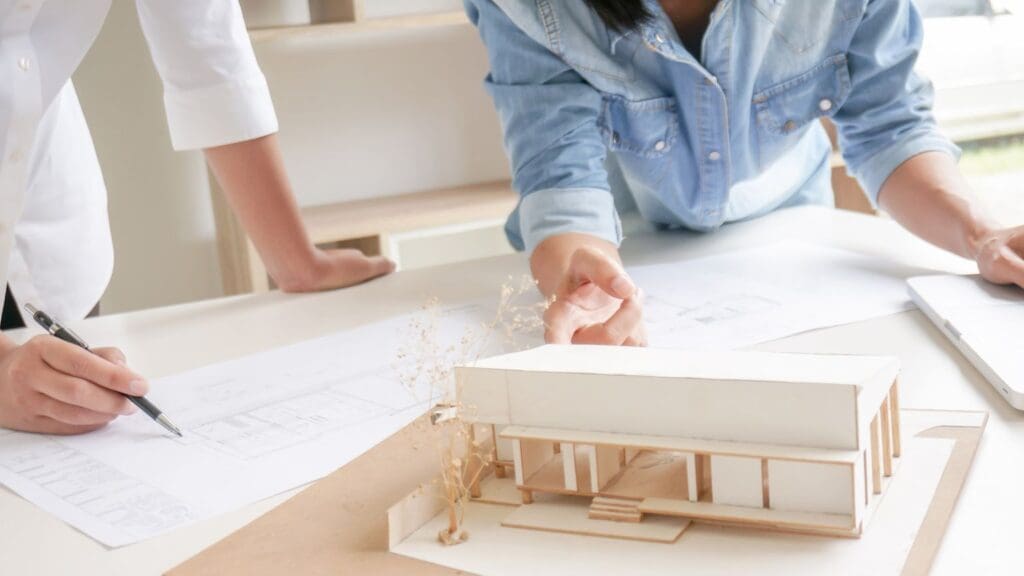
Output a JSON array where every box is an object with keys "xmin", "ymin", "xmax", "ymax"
[
  {"xmin": 458, "ymin": 346, "xmax": 899, "ymax": 451},
  {"xmin": 469, "ymin": 345, "xmax": 896, "ymax": 386}
]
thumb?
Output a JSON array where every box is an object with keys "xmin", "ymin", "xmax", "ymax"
[
  {"xmin": 363, "ymin": 255, "xmax": 397, "ymax": 278},
  {"xmin": 569, "ymin": 247, "xmax": 636, "ymax": 299},
  {"xmin": 342, "ymin": 253, "xmax": 395, "ymax": 285}
]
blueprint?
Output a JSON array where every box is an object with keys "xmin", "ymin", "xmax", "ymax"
[
  {"xmin": 631, "ymin": 240, "xmax": 917, "ymax": 349},
  {"xmin": 0, "ymin": 304, "xmax": 496, "ymax": 547}
]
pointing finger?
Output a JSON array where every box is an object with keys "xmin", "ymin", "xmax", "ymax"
[
  {"xmin": 573, "ymin": 297, "xmax": 643, "ymax": 346},
  {"xmin": 569, "ymin": 247, "xmax": 636, "ymax": 300}
]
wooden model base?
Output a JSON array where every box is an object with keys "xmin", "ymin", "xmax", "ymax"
[
  {"xmin": 502, "ymin": 496, "xmax": 690, "ymax": 544},
  {"xmin": 386, "ymin": 409, "xmax": 987, "ymax": 576}
]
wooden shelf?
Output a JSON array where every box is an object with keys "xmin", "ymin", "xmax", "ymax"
[
  {"xmin": 210, "ymin": 177, "xmax": 516, "ymax": 295},
  {"xmin": 300, "ymin": 180, "xmax": 516, "ymax": 245},
  {"xmin": 249, "ymin": 10, "xmax": 469, "ymax": 45}
]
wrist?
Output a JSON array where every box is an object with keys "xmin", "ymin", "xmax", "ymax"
[
  {"xmin": 964, "ymin": 213, "xmax": 1000, "ymax": 261},
  {"xmin": 272, "ymin": 244, "xmax": 325, "ymax": 292},
  {"xmin": 530, "ymin": 233, "xmax": 622, "ymax": 296}
]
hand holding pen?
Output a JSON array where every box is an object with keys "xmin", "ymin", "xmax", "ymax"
[{"xmin": 0, "ymin": 305, "xmax": 180, "ymax": 436}]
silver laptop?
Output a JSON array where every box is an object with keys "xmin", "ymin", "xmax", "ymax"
[{"xmin": 908, "ymin": 274, "xmax": 1024, "ymax": 410}]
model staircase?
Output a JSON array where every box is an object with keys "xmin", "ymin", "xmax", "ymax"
[{"xmin": 588, "ymin": 496, "xmax": 644, "ymax": 523}]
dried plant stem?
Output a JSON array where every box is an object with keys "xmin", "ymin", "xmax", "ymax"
[{"xmin": 394, "ymin": 275, "xmax": 548, "ymax": 546}]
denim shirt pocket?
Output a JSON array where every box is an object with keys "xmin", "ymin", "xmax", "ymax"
[
  {"xmin": 753, "ymin": 53, "xmax": 852, "ymax": 169},
  {"xmin": 598, "ymin": 96, "xmax": 679, "ymax": 187}
]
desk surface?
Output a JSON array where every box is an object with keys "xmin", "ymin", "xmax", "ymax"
[{"xmin": 2, "ymin": 206, "xmax": 1016, "ymax": 576}]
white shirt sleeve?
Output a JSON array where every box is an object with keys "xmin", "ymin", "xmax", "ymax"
[{"xmin": 134, "ymin": 0, "xmax": 279, "ymax": 150}]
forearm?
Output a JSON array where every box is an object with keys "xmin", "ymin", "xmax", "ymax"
[
  {"xmin": 204, "ymin": 134, "xmax": 318, "ymax": 291},
  {"xmin": 877, "ymin": 151, "xmax": 998, "ymax": 260},
  {"xmin": 530, "ymin": 233, "xmax": 622, "ymax": 297}
]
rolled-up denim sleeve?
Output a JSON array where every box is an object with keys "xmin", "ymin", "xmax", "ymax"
[
  {"xmin": 465, "ymin": 0, "xmax": 619, "ymax": 253},
  {"xmin": 832, "ymin": 0, "xmax": 960, "ymax": 205}
]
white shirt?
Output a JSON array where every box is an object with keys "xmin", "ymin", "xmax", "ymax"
[{"xmin": 0, "ymin": 0, "xmax": 278, "ymax": 321}]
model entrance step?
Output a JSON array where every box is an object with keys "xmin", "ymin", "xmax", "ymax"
[
  {"xmin": 588, "ymin": 496, "xmax": 643, "ymax": 523},
  {"xmin": 639, "ymin": 498, "xmax": 857, "ymax": 536}
]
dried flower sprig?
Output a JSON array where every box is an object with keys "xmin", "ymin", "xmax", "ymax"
[{"xmin": 393, "ymin": 274, "xmax": 548, "ymax": 545}]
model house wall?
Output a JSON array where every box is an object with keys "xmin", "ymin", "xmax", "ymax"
[{"xmin": 457, "ymin": 345, "xmax": 902, "ymax": 536}]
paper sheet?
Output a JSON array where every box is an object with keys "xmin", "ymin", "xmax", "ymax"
[
  {"xmin": 632, "ymin": 240, "xmax": 919, "ymax": 349},
  {"xmin": 0, "ymin": 304, "xmax": 499, "ymax": 547}
]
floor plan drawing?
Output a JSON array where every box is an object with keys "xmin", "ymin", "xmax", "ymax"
[
  {"xmin": 0, "ymin": 305, "xmax": 493, "ymax": 547},
  {"xmin": 629, "ymin": 242, "xmax": 916, "ymax": 349}
]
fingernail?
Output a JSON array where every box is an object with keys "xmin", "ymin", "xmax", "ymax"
[
  {"xmin": 611, "ymin": 274, "xmax": 636, "ymax": 298},
  {"xmin": 114, "ymin": 356, "xmax": 127, "ymax": 366},
  {"xmin": 129, "ymin": 380, "xmax": 149, "ymax": 396}
]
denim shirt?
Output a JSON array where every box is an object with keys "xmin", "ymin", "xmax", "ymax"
[{"xmin": 464, "ymin": 0, "xmax": 960, "ymax": 253}]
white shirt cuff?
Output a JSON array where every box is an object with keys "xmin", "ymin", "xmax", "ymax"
[{"xmin": 163, "ymin": 73, "xmax": 279, "ymax": 150}]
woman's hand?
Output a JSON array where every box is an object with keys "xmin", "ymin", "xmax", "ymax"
[
  {"xmin": 0, "ymin": 336, "xmax": 145, "ymax": 435},
  {"xmin": 974, "ymin": 225, "xmax": 1024, "ymax": 289},
  {"xmin": 278, "ymin": 247, "xmax": 395, "ymax": 293},
  {"xmin": 532, "ymin": 234, "xmax": 646, "ymax": 346}
]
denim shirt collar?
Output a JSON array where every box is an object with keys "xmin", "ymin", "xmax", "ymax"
[{"xmin": 623, "ymin": 0, "xmax": 742, "ymax": 65}]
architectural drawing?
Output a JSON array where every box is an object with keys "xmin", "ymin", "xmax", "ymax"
[
  {"xmin": 0, "ymin": 306, "xmax": 492, "ymax": 547},
  {"xmin": 443, "ymin": 345, "xmax": 902, "ymax": 541},
  {"xmin": 627, "ymin": 241, "xmax": 915, "ymax": 350},
  {"xmin": 644, "ymin": 292, "xmax": 781, "ymax": 327}
]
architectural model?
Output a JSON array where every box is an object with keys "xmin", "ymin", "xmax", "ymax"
[{"xmin": 455, "ymin": 345, "xmax": 902, "ymax": 540}]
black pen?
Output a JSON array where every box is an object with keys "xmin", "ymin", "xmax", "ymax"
[{"xmin": 23, "ymin": 304, "xmax": 182, "ymax": 437}]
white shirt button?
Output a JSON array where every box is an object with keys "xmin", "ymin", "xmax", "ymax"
[
  {"xmin": 17, "ymin": 57, "xmax": 31, "ymax": 71},
  {"xmin": 707, "ymin": 151, "xmax": 721, "ymax": 161},
  {"xmin": 819, "ymin": 98, "xmax": 833, "ymax": 112},
  {"xmin": 654, "ymin": 140, "xmax": 666, "ymax": 152}
]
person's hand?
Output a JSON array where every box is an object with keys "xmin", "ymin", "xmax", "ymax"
[
  {"xmin": 0, "ymin": 336, "xmax": 147, "ymax": 435},
  {"xmin": 975, "ymin": 225, "xmax": 1024, "ymax": 289},
  {"xmin": 278, "ymin": 247, "xmax": 395, "ymax": 293},
  {"xmin": 543, "ymin": 246, "xmax": 646, "ymax": 346}
]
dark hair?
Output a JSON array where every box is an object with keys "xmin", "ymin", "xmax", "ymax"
[{"xmin": 583, "ymin": 0, "xmax": 652, "ymax": 32}]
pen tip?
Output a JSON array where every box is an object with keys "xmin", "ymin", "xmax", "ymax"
[
  {"xmin": 156, "ymin": 414, "xmax": 183, "ymax": 438},
  {"xmin": 22, "ymin": 303, "xmax": 38, "ymax": 316}
]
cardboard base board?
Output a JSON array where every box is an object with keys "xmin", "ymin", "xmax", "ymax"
[{"xmin": 389, "ymin": 410, "xmax": 985, "ymax": 576}]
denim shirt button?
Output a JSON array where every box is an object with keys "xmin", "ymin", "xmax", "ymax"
[
  {"xmin": 655, "ymin": 33, "xmax": 665, "ymax": 43},
  {"xmin": 654, "ymin": 140, "xmax": 666, "ymax": 152},
  {"xmin": 707, "ymin": 150, "xmax": 721, "ymax": 161},
  {"xmin": 818, "ymin": 99, "xmax": 833, "ymax": 112}
]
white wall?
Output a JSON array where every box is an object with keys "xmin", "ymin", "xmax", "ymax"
[{"xmin": 74, "ymin": 2, "xmax": 223, "ymax": 314}]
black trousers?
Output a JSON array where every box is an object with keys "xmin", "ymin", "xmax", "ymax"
[{"xmin": 1, "ymin": 285, "xmax": 99, "ymax": 330}]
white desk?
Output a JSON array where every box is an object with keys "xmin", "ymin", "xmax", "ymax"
[{"xmin": 1, "ymin": 206, "xmax": 1016, "ymax": 576}]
